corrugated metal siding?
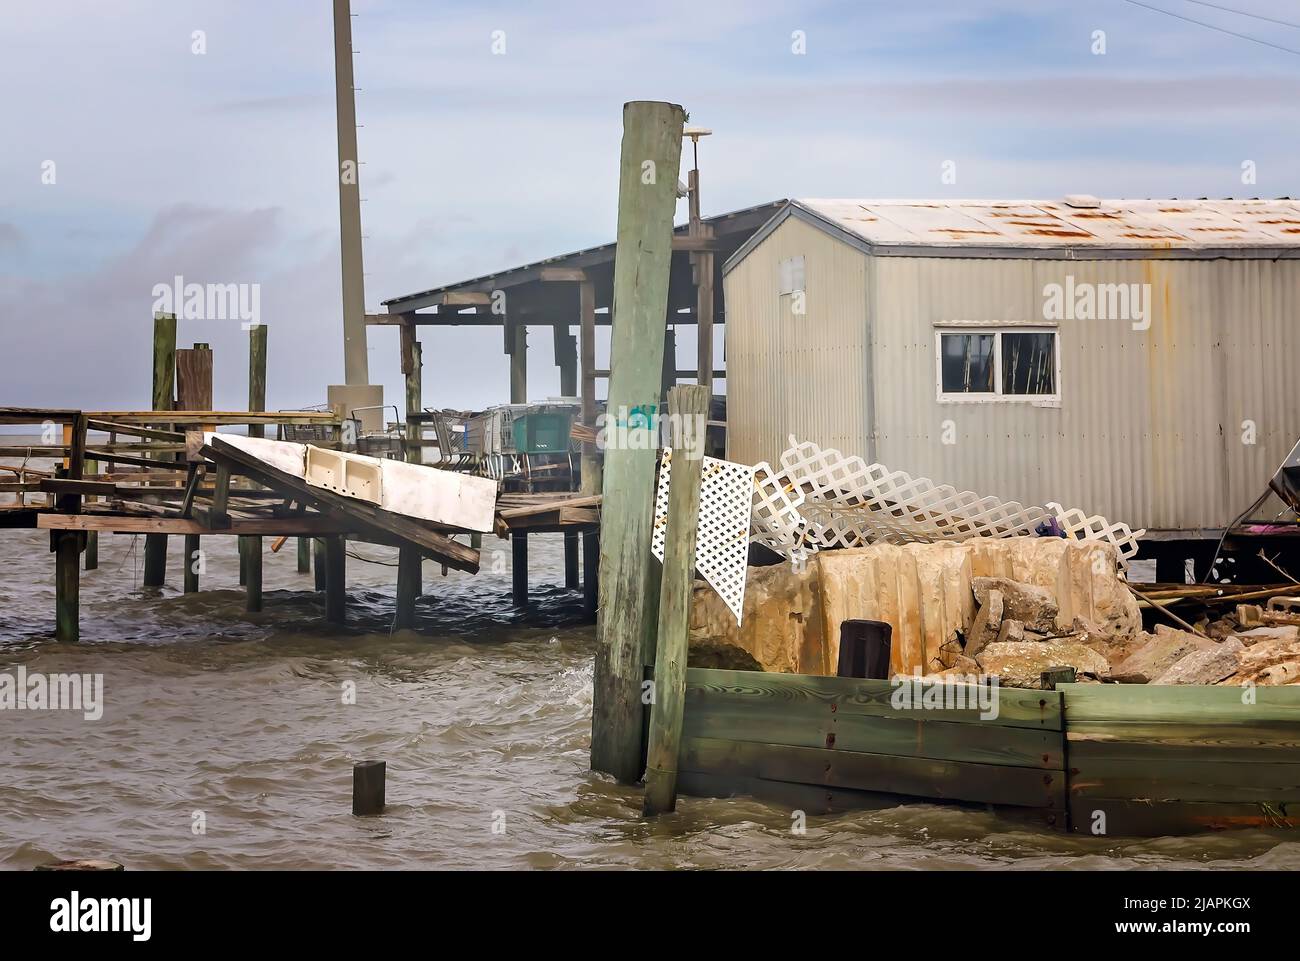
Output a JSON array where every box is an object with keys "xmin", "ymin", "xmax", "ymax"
[
  {"xmin": 723, "ymin": 215, "xmax": 871, "ymax": 467},
  {"xmin": 725, "ymin": 228, "xmax": 1300, "ymax": 531},
  {"xmin": 870, "ymin": 257, "xmax": 1300, "ymax": 530}
]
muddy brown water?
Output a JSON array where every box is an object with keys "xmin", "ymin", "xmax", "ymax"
[{"xmin": 1, "ymin": 470, "xmax": 1297, "ymax": 869}]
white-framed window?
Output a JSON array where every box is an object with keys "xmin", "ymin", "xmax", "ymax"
[
  {"xmin": 778, "ymin": 256, "xmax": 805, "ymax": 295},
  {"xmin": 935, "ymin": 327, "xmax": 1060, "ymax": 406}
]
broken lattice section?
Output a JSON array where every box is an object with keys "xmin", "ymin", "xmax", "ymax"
[
  {"xmin": 653, "ymin": 449, "xmax": 754, "ymax": 625},
  {"xmin": 748, "ymin": 436, "xmax": 1144, "ymax": 565}
]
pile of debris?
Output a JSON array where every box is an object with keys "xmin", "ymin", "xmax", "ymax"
[
  {"xmin": 688, "ymin": 536, "xmax": 1300, "ymax": 687},
  {"xmin": 945, "ymin": 576, "xmax": 1300, "ymax": 688}
]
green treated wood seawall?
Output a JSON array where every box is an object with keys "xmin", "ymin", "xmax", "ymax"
[{"xmin": 677, "ymin": 668, "xmax": 1300, "ymax": 836}]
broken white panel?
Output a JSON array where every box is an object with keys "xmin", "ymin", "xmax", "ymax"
[
  {"xmin": 306, "ymin": 447, "xmax": 383, "ymax": 505},
  {"xmin": 203, "ymin": 432, "xmax": 307, "ymax": 477},
  {"xmin": 652, "ymin": 448, "xmax": 754, "ymax": 625},
  {"xmin": 378, "ymin": 458, "xmax": 497, "ymax": 533}
]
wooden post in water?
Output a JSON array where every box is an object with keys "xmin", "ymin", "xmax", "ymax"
[
  {"xmin": 324, "ymin": 535, "xmax": 346, "ymax": 624},
  {"xmin": 590, "ymin": 100, "xmax": 684, "ymax": 782},
  {"xmin": 582, "ymin": 529, "xmax": 599, "ymax": 622},
  {"xmin": 643, "ymin": 385, "xmax": 708, "ymax": 815},
  {"xmin": 313, "ymin": 538, "xmax": 327, "ymax": 591},
  {"xmin": 352, "ymin": 760, "xmax": 386, "ymax": 816},
  {"xmin": 143, "ymin": 313, "xmax": 176, "ymax": 587},
  {"xmin": 297, "ymin": 537, "xmax": 311, "ymax": 573},
  {"xmin": 55, "ymin": 531, "xmax": 80, "ymax": 642},
  {"xmin": 512, "ymin": 532, "xmax": 529, "ymax": 608},
  {"xmin": 563, "ymin": 529, "xmax": 580, "ymax": 589},
  {"xmin": 183, "ymin": 533, "xmax": 201, "ymax": 593},
  {"xmin": 244, "ymin": 535, "xmax": 263, "ymax": 612},
  {"xmin": 395, "ymin": 325, "xmax": 422, "ymax": 628}
]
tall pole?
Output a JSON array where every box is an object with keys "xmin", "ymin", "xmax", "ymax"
[
  {"xmin": 333, "ymin": 0, "xmax": 368, "ymax": 386},
  {"xmin": 590, "ymin": 101, "xmax": 685, "ymax": 783}
]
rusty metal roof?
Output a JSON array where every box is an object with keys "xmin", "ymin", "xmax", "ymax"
[{"xmin": 797, "ymin": 198, "xmax": 1300, "ymax": 249}]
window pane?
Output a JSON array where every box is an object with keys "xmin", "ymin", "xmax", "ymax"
[
  {"xmin": 1001, "ymin": 332, "xmax": 1056, "ymax": 395},
  {"xmin": 940, "ymin": 333, "xmax": 995, "ymax": 393}
]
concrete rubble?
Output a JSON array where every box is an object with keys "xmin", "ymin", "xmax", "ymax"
[{"xmin": 688, "ymin": 536, "xmax": 1300, "ymax": 688}]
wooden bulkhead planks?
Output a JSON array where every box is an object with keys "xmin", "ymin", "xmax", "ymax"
[{"xmin": 1061, "ymin": 683, "xmax": 1300, "ymax": 835}]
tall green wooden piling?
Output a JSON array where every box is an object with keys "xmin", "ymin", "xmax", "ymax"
[
  {"xmin": 248, "ymin": 323, "xmax": 268, "ymax": 439},
  {"xmin": 324, "ymin": 535, "xmax": 346, "ymax": 624},
  {"xmin": 643, "ymin": 386, "xmax": 708, "ymax": 815},
  {"xmin": 297, "ymin": 537, "xmax": 311, "ymax": 574},
  {"xmin": 590, "ymin": 100, "xmax": 685, "ymax": 783},
  {"xmin": 144, "ymin": 313, "xmax": 176, "ymax": 587}
]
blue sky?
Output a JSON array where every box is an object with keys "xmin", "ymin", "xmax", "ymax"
[{"xmin": 2, "ymin": 0, "xmax": 1298, "ymax": 413}]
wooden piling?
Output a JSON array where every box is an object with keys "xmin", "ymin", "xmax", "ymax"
[
  {"xmin": 352, "ymin": 760, "xmax": 386, "ymax": 816},
  {"xmin": 313, "ymin": 538, "xmax": 327, "ymax": 591},
  {"xmin": 642, "ymin": 386, "xmax": 708, "ymax": 815},
  {"xmin": 579, "ymin": 278, "xmax": 601, "ymax": 494},
  {"xmin": 509, "ymin": 320, "xmax": 527, "ymax": 404},
  {"xmin": 55, "ymin": 530, "xmax": 80, "ymax": 642},
  {"xmin": 184, "ymin": 533, "xmax": 201, "ymax": 593},
  {"xmin": 590, "ymin": 100, "xmax": 685, "ymax": 782},
  {"xmin": 244, "ymin": 536, "xmax": 263, "ymax": 612},
  {"xmin": 564, "ymin": 529, "xmax": 580, "ymax": 589},
  {"xmin": 297, "ymin": 536, "xmax": 311, "ymax": 573},
  {"xmin": 395, "ymin": 547, "xmax": 421, "ymax": 629},
  {"xmin": 248, "ymin": 323, "xmax": 267, "ymax": 439},
  {"xmin": 324, "ymin": 535, "xmax": 346, "ymax": 624},
  {"xmin": 512, "ymin": 532, "xmax": 529, "ymax": 608},
  {"xmin": 144, "ymin": 312, "xmax": 176, "ymax": 587},
  {"xmin": 83, "ymin": 458, "xmax": 98, "ymax": 571},
  {"xmin": 583, "ymin": 530, "xmax": 599, "ymax": 622}
]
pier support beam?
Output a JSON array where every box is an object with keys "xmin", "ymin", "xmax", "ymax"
[
  {"xmin": 508, "ymin": 319, "xmax": 527, "ymax": 404},
  {"xmin": 512, "ymin": 532, "xmax": 529, "ymax": 608},
  {"xmin": 83, "ymin": 459, "xmax": 98, "ymax": 571},
  {"xmin": 248, "ymin": 323, "xmax": 267, "ymax": 439},
  {"xmin": 583, "ymin": 530, "xmax": 599, "ymax": 623},
  {"xmin": 297, "ymin": 536, "xmax": 311, "ymax": 574},
  {"xmin": 143, "ymin": 534, "xmax": 168, "ymax": 587},
  {"xmin": 395, "ymin": 548, "xmax": 421, "ymax": 629},
  {"xmin": 324, "ymin": 535, "xmax": 346, "ymax": 624},
  {"xmin": 579, "ymin": 279, "xmax": 601, "ymax": 494},
  {"xmin": 244, "ymin": 536, "xmax": 263, "ymax": 612},
  {"xmin": 55, "ymin": 531, "xmax": 80, "ymax": 642},
  {"xmin": 313, "ymin": 538, "xmax": 327, "ymax": 591},
  {"xmin": 183, "ymin": 534, "xmax": 201, "ymax": 593},
  {"xmin": 564, "ymin": 529, "xmax": 579, "ymax": 590},
  {"xmin": 590, "ymin": 101, "xmax": 684, "ymax": 782}
]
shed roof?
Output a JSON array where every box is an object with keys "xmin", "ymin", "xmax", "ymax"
[{"xmin": 726, "ymin": 198, "xmax": 1300, "ymax": 268}]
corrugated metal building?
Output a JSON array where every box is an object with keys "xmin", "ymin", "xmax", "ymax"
[{"xmin": 722, "ymin": 198, "xmax": 1300, "ymax": 533}]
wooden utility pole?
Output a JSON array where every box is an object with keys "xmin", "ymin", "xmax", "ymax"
[
  {"xmin": 333, "ymin": 0, "xmax": 369, "ymax": 386},
  {"xmin": 590, "ymin": 100, "xmax": 685, "ymax": 783},
  {"xmin": 643, "ymin": 385, "xmax": 708, "ymax": 815},
  {"xmin": 143, "ymin": 313, "xmax": 176, "ymax": 587}
]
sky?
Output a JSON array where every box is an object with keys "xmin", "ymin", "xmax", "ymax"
[{"xmin": 2, "ymin": 0, "xmax": 1298, "ymax": 416}]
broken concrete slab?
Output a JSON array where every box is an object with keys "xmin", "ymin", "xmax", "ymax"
[
  {"xmin": 972, "ymin": 576, "xmax": 1058, "ymax": 633},
  {"xmin": 1152, "ymin": 637, "xmax": 1245, "ymax": 685},
  {"xmin": 1113, "ymin": 627, "xmax": 1216, "ymax": 681},
  {"xmin": 975, "ymin": 641, "xmax": 1110, "ymax": 689},
  {"xmin": 964, "ymin": 588, "xmax": 1003, "ymax": 659},
  {"xmin": 689, "ymin": 561, "xmax": 824, "ymax": 674}
]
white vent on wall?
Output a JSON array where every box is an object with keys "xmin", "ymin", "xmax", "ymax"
[{"xmin": 778, "ymin": 256, "xmax": 805, "ymax": 295}]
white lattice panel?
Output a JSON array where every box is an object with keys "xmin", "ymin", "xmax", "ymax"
[
  {"xmin": 652, "ymin": 449, "xmax": 754, "ymax": 625},
  {"xmin": 752, "ymin": 436, "xmax": 1143, "ymax": 567}
]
